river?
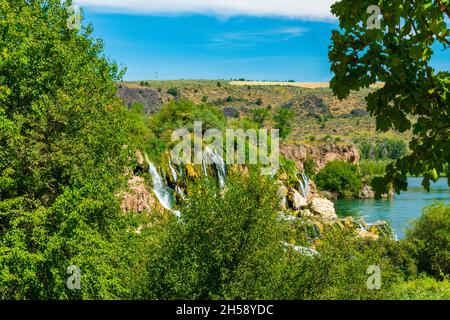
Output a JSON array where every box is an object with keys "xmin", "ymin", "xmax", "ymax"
[{"xmin": 334, "ymin": 177, "xmax": 450, "ymax": 239}]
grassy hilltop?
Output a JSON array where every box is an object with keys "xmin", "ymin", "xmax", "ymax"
[{"xmin": 117, "ymin": 80, "xmax": 410, "ymax": 143}]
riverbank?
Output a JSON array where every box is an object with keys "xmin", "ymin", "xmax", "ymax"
[{"xmin": 334, "ymin": 177, "xmax": 450, "ymax": 238}]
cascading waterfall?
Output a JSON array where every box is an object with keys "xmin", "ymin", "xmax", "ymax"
[
  {"xmin": 145, "ymin": 154, "xmax": 181, "ymax": 218},
  {"xmin": 169, "ymin": 159, "xmax": 178, "ymax": 183},
  {"xmin": 175, "ymin": 185, "xmax": 186, "ymax": 201},
  {"xmin": 203, "ymin": 147, "xmax": 226, "ymax": 188},
  {"xmin": 298, "ymin": 173, "xmax": 310, "ymax": 198}
]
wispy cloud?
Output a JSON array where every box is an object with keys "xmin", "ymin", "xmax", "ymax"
[
  {"xmin": 211, "ymin": 27, "xmax": 308, "ymax": 48},
  {"xmin": 75, "ymin": 0, "xmax": 335, "ymax": 21}
]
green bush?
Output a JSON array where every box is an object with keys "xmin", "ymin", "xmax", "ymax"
[
  {"xmin": 355, "ymin": 138, "xmax": 407, "ymax": 161},
  {"xmin": 150, "ymin": 99, "xmax": 226, "ymax": 142},
  {"xmin": 406, "ymin": 204, "xmax": 450, "ymax": 279},
  {"xmin": 251, "ymin": 108, "xmax": 270, "ymax": 127},
  {"xmin": 149, "ymin": 174, "xmax": 288, "ymax": 299},
  {"xmin": 390, "ymin": 277, "xmax": 450, "ymax": 300},
  {"xmin": 359, "ymin": 160, "xmax": 392, "ymax": 184},
  {"xmin": 274, "ymin": 108, "xmax": 294, "ymax": 139},
  {"xmin": 315, "ymin": 161, "xmax": 362, "ymax": 198},
  {"xmin": 167, "ymin": 87, "xmax": 179, "ymax": 97},
  {"xmin": 303, "ymin": 157, "xmax": 317, "ymax": 178}
]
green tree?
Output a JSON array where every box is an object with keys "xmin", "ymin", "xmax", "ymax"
[
  {"xmin": 167, "ymin": 87, "xmax": 179, "ymax": 97},
  {"xmin": 406, "ymin": 204, "xmax": 450, "ymax": 279},
  {"xmin": 329, "ymin": 0, "xmax": 450, "ymax": 193},
  {"xmin": 274, "ymin": 108, "xmax": 294, "ymax": 139},
  {"xmin": 0, "ymin": 0, "xmax": 151, "ymax": 299},
  {"xmin": 315, "ymin": 161, "xmax": 362, "ymax": 198},
  {"xmin": 149, "ymin": 174, "xmax": 288, "ymax": 299}
]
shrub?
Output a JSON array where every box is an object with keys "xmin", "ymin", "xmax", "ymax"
[
  {"xmin": 303, "ymin": 157, "xmax": 317, "ymax": 178},
  {"xmin": 359, "ymin": 160, "xmax": 389, "ymax": 177},
  {"xmin": 390, "ymin": 277, "xmax": 450, "ymax": 300},
  {"xmin": 150, "ymin": 100, "xmax": 226, "ymax": 142},
  {"xmin": 167, "ymin": 87, "xmax": 179, "ymax": 97},
  {"xmin": 251, "ymin": 108, "xmax": 270, "ymax": 127},
  {"xmin": 315, "ymin": 161, "xmax": 362, "ymax": 198},
  {"xmin": 149, "ymin": 174, "xmax": 288, "ymax": 299},
  {"xmin": 406, "ymin": 204, "xmax": 450, "ymax": 279},
  {"xmin": 274, "ymin": 108, "xmax": 294, "ymax": 139},
  {"xmin": 256, "ymin": 98, "xmax": 263, "ymax": 106}
]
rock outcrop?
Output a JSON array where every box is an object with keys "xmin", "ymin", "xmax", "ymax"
[
  {"xmin": 309, "ymin": 198, "xmax": 338, "ymax": 220},
  {"xmin": 280, "ymin": 142, "xmax": 360, "ymax": 172},
  {"xmin": 120, "ymin": 176, "xmax": 161, "ymax": 214},
  {"xmin": 288, "ymin": 188, "xmax": 308, "ymax": 210}
]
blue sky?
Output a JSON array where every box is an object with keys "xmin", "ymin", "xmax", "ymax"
[{"xmin": 78, "ymin": 1, "xmax": 449, "ymax": 82}]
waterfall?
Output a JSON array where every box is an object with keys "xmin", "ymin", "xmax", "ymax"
[
  {"xmin": 175, "ymin": 185, "xmax": 186, "ymax": 201},
  {"xmin": 145, "ymin": 154, "xmax": 181, "ymax": 218},
  {"xmin": 169, "ymin": 159, "xmax": 178, "ymax": 183},
  {"xmin": 203, "ymin": 147, "xmax": 226, "ymax": 188},
  {"xmin": 298, "ymin": 173, "xmax": 310, "ymax": 198}
]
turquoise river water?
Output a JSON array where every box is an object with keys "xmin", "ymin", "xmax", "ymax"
[{"xmin": 334, "ymin": 177, "xmax": 450, "ymax": 239}]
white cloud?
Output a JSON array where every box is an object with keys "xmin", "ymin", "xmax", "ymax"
[
  {"xmin": 75, "ymin": 0, "xmax": 336, "ymax": 20},
  {"xmin": 211, "ymin": 27, "xmax": 308, "ymax": 48}
]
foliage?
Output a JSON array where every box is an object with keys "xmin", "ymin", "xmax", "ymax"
[
  {"xmin": 127, "ymin": 103, "xmax": 166, "ymax": 160},
  {"xmin": 0, "ymin": 0, "xmax": 155, "ymax": 299},
  {"xmin": 315, "ymin": 161, "xmax": 362, "ymax": 198},
  {"xmin": 329, "ymin": 0, "xmax": 450, "ymax": 193},
  {"xmin": 149, "ymin": 99, "xmax": 226, "ymax": 142},
  {"xmin": 359, "ymin": 160, "xmax": 391, "ymax": 181},
  {"xmin": 355, "ymin": 138, "xmax": 408, "ymax": 161},
  {"xmin": 148, "ymin": 174, "xmax": 288, "ymax": 300},
  {"xmin": 390, "ymin": 277, "xmax": 450, "ymax": 300},
  {"xmin": 167, "ymin": 87, "xmax": 179, "ymax": 97},
  {"xmin": 280, "ymin": 228, "xmax": 402, "ymax": 300},
  {"xmin": 405, "ymin": 204, "xmax": 450, "ymax": 279},
  {"xmin": 251, "ymin": 108, "xmax": 271, "ymax": 127},
  {"xmin": 303, "ymin": 157, "xmax": 317, "ymax": 177},
  {"xmin": 273, "ymin": 107, "xmax": 294, "ymax": 139}
]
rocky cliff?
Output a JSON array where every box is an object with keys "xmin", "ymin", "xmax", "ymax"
[{"xmin": 280, "ymin": 142, "xmax": 360, "ymax": 172}]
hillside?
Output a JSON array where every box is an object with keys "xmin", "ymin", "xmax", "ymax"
[{"xmin": 117, "ymin": 80, "xmax": 410, "ymax": 143}]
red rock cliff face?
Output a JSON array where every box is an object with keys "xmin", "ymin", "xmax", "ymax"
[{"xmin": 280, "ymin": 142, "xmax": 360, "ymax": 172}]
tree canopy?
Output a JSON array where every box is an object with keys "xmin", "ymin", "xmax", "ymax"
[{"xmin": 329, "ymin": 0, "xmax": 450, "ymax": 193}]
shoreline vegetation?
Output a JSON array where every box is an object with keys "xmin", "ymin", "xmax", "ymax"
[{"xmin": 1, "ymin": 1, "xmax": 449, "ymax": 300}]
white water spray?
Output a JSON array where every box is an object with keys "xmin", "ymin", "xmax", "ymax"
[{"xmin": 145, "ymin": 154, "xmax": 181, "ymax": 218}]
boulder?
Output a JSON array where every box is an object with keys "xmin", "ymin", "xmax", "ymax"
[
  {"xmin": 288, "ymin": 188, "xmax": 308, "ymax": 210},
  {"xmin": 310, "ymin": 198, "xmax": 337, "ymax": 220}
]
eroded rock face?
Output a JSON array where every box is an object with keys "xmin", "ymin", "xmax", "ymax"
[
  {"xmin": 280, "ymin": 142, "xmax": 360, "ymax": 172},
  {"xmin": 120, "ymin": 176, "xmax": 160, "ymax": 214},
  {"xmin": 309, "ymin": 198, "xmax": 337, "ymax": 220},
  {"xmin": 289, "ymin": 188, "xmax": 308, "ymax": 210}
]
